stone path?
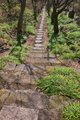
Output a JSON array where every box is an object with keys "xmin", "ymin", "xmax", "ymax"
[
  {"xmin": 0, "ymin": 7, "xmax": 64, "ymax": 120},
  {"xmin": 26, "ymin": 7, "xmax": 61, "ymax": 66}
]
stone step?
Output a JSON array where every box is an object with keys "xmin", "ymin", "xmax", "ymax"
[
  {"xmin": 35, "ymin": 44, "xmax": 42, "ymax": 47},
  {"xmin": 0, "ymin": 105, "xmax": 39, "ymax": 120},
  {"xmin": 26, "ymin": 58, "xmax": 50, "ymax": 65},
  {"xmin": 33, "ymin": 47, "xmax": 42, "ymax": 49},
  {"xmin": 35, "ymin": 40, "xmax": 42, "ymax": 43},
  {"xmin": 27, "ymin": 53, "xmax": 45, "ymax": 58},
  {"xmin": 0, "ymin": 89, "xmax": 32, "ymax": 104},
  {"xmin": 27, "ymin": 53, "xmax": 55, "ymax": 58},
  {"xmin": 36, "ymin": 37, "xmax": 42, "ymax": 40},
  {"xmin": 37, "ymin": 35, "xmax": 42, "ymax": 38},
  {"xmin": 37, "ymin": 33, "xmax": 43, "ymax": 35},
  {"xmin": 0, "ymin": 74, "xmax": 39, "ymax": 90},
  {"xmin": 26, "ymin": 57, "xmax": 61, "ymax": 66},
  {"xmin": 38, "ymin": 30, "xmax": 43, "ymax": 32},
  {"xmin": 29, "ymin": 49, "xmax": 46, "ymax": 53},
  {"xmin": 0, "ymin": 88, "xmax": 50, "ymax": 110}
]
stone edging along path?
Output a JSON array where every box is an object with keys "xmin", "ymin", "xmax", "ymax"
[{"xmin": 0, "ymin": 7, "xmax": 65, "ymax": 120}]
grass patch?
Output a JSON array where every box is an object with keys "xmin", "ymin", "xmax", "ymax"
[
  {"xmin": 37, "ymin": 67, "xmax": 80, "ymax": 99},
  {"xmin": 62, "ymin": 102, "xmax": 80, "ymax": 120},
  {"xmin": 0, "ymin": 45, "xmax": 30, "ymax": 70},
  {"xmin": 47, "ymin": 13, "xmax": 80, "ymax": 60}
]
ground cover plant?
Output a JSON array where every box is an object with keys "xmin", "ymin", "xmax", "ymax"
[
  {"xmin": 0, "ymin": 45, "xmax": 29, "ymax": 70},
  {"xmin": 38, "ymin": 66, "xmax": 80, "ymax": 119},
  {"xmin": 62, "ymin": 102, "xmax": 80, "ymax": 120},
  {"xmin": 0, "ymin": 6, "xmax": 37, "ymax": 70},
  {"xmin": 47, "ymin": 12, "xmax": 80, "ymax": 60},
  {"xmin": 37, "ymin": 67, "xmax": 80, "ymax": 99}
]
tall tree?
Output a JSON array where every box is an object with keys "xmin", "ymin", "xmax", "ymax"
[
  {"xmin": 17, "ymin": 0, "xmax": 26, "ymax": 44},
  {"xmin": 49, "ymin": 0, "xmax": 74, "ymax": 34},
  {"xmin": 7, "ymin": 0, "xmax": 12, "ymax": 15},
  {"xmin": 7, "ymin": 0, "xmax": 18, "ymax": 15},
  {"xmin": 31, "ymin": 0, "xmax": 38, "ymax": 21}
]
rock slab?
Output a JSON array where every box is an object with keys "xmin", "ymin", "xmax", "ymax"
[{"xmin": 0, "ymin": 105, "xmax": 39, "ymax": 120}]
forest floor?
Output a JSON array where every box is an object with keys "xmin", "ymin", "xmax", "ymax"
[
  {"xmin": 0, "ymin": 9, "xmax": 80, "ymax": 120},
  {"xmin": 0, "ymin": 20, "xmax": 80, "ymax": 69}
]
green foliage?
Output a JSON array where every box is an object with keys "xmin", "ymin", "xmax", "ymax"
[
  {"xmin": 2, "ymin": 24, "xmax": 11, "ymax": 32},
  {"xmin": 8, "ymin": 55, "xmax": 23, "ymax": 64},
  {"xmin": 58, "ymin": 13, "xmax": 70, "ymax": 24},
  {"xmin": 37, "ymin": 67, "xmax": 80, "ymax": 99},
  {"xmin": 8, "ymin": 40, "xmax": 18, "ymax": 46},
  {"xmin": 62, "ymin": 102, "xmax": 80, "ymax": 120},
  {"xmin": 24, "ymin": 9, "xmax": 34, "ymax": 21},
  {"xmin": 10, "ymin": 45, "xmax": 28, "ymax": 61},
  {"xmin": 51, "ymin": 45, "xmax": 71, "ymax": 55},
  {"xmin": 0, "ymin": 32, "xmax": 5, "ymax": 38},
  {"xmin": 0, "ymin": 20, "xmax": 18, "ymax": 43},
  {"xmin": 0, "ymin": 32, "xmax": 8, "ymax": 39},
  {"xmin": 47, "ymin": 13, "xmax": 80, "ymax": 60},
  {"xmin": 68, "ymin": 31, "xmax": 80, "ymax": 40},
  {"xmin": 17, "ymin": 34, "xmax": 27, "ymax": 44},
  {"xmin": 0, "ymin": 56, "xmax": 10, "ymax": 70},
  {"xmin": 24, "ymin": 8, "xmax": 36, "ymax": 35},
  {"xmin": 0, "ymin": 44, "xmax": 30, "ymax": 70},
  {"xmin": 26, "ymin": 25, "xmax": 36, "ymax": 35},
  {"xmin": 51, "ymin": 67, "xmax": 77, "ymax": 76},
  {"xmin": 61, "ymin": 53, "xmax": 76, "ymax": 60},
  {"xmin": 62, "ymin": 51, "xmax": 80, "ymax": 60},
  {"xmin": 64, "ymin": 22, "xmax": 78, "ymax": 31},
  {"xmin": 9, "ymin": 20, "xmax": 18, "ymax": 28}
]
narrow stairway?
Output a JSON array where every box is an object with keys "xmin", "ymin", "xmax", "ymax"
[
  {"xmin": 26, "ymin": 7, "xmax": 61, "ymax": 66},
  {"xmin": 0, "ymin": 7, "xmax": 62, "ymax": 120}
]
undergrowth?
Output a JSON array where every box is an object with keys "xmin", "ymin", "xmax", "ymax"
[
  {"xmin": 37, "ymin": 67, "xmax": 80, "ymax": 99},
  {"xmin": 47, "ymin": 13, "xmax": 80, "ymax": 60},
  {"xmin": 62, "ymin": 102, "xmax": 80, "ymax": 120},
  {"xmin": 0, "ymin": 45, "xmax": 30, "ymax": 70}
]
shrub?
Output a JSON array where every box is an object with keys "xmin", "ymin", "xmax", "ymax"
[
  {"xmin": 0, "ymin": 57, "xmax": 10, "ymax": 70},
  {"xmin": 2, "ymin": 24, "xmax": 11, "ymax": 32},
  {"xmin": 37, "ymin": 67, "xmax": 80, "ymax": 99},
  {"xmin": 47, "ymin": 13, "xmax": 80, "ymax": 60},
  {"xmin": 8, "ymin": 40, "xmax": 18, "ymax": 46},
  {"xmin": 68, "ymin": 31, "xmax": 80, "ymax": 40},
  {"xmin": 51, "ymin": 45, "xmax": 71, "ymax": 55},
  {"xmin": 62, "ymin": 51, "xmax": 80, "ymax": 60},
  {"xmin": 10, "ymin": 45, "xmax": 28, "ymax": 59},
  {"xmin": 17, "ymin": 34, "xmax": 27, "ymax": 44},
  {"xmin": 62, "ymin": 102, "xmax": 80, "ymax": 120},
  {"xmin": 0, "ymin": 32, "xmax": 5, "ymax": 38},
  {"xmin": 65, "ymin": 22, "xmax": 77, "ymax": 30},
  {"xmin": 26, "ymin": 25, "xmax": 36, "ymax": 35}
]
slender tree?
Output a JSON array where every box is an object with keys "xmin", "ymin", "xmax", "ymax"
[
  {"xmin": 7, "ymin": 0, "xmax": 12, "ymax": 15},
  {"xmin": 17, "ymin": 0, "xmax": 26, "ymax": 44},
  {"xmin": 48, "ymin": 0, "xmax": 74, "ymax": 34},
  {"xmin": 31, "ymin": 0, "xmax": 38, "ymax": 21}
]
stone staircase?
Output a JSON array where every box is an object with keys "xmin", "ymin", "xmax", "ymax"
[{"xmin": 0, "ymin": 7, "xmax": 64, "ymax": 120}]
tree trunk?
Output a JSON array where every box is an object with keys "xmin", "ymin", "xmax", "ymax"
[
  {"xmin": 31, "ymin": 0, "xmax": 37, "ymax": 21},
  {"xmin": 17, "ymin": 0, "xmax": 26, "ymax": 44},
  {"xmin": 7, "ymin": 0, "xmax": 11, "ymax": 16},
  {"xmin": 34, "ymin": 5, "xmax": 37, "ymax": 21},
  {"xmin": 53, "ymin": 13, "xmax": 59, "ymax": 34},
  {"xmin": 52, "ymin": 5, "xmax": 59, "ymax": 34}
]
